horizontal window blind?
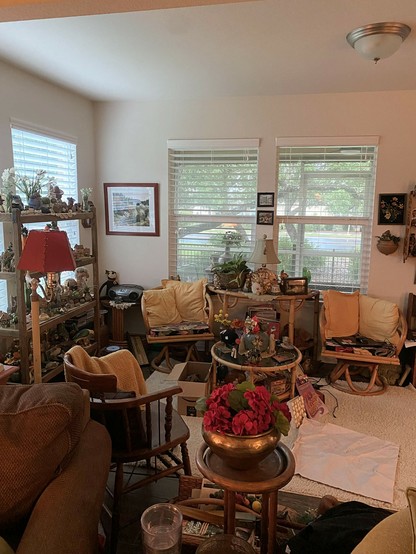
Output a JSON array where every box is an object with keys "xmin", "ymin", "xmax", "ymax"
[
  {"xmin": 11, "ymin": 125, "xmax": 79, "ymax": 295},
  {"xmin": 169, "ymin": 144, "xmax": 258, "ymax": 281},
  {"xmin": 277, "ymin": 144, "xmax": 377, "ymax": 293}
]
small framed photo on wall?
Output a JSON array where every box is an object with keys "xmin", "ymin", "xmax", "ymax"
[
  {"xmin": 378, "ymin": 194, "xmax": 406, "ymax": 225},
  {"xmin": 257, "ymin": 192, "xmax": 275, "ymax": 208},
  {"xmin": 257, "ymin": 210, "xmax": 274, "ymax": 225}
]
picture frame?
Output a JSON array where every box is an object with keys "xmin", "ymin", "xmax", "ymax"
[
  {"xmin": 378, "ymin": 193, "xmax": 406, "ymax": 225},
  {"xmin": 257, "ymin": 192, "xmax": 275, "ymax": 208},
  {"xmin": 256, "ymin": 210, "xmax": 274, "ymax": 225},
  {"xmin": 104, "ymin": 183, "xmax": 160, "ymax": 236},
  {"xmin": 280, "ymin": 277, "xmax": 308, "ymax": 296}
]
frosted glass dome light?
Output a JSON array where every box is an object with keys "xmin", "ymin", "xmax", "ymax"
[{"xmin": 346, "ymin": 22, "xmax": 411, "ymax": 63}]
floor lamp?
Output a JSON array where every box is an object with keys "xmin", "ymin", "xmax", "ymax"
[{"xmin": 17, "ymin": 229, "xmax": 76, "ymax": 384}]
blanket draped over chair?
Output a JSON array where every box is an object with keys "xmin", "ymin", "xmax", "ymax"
[{"xmin": 66, "ymin": 345, "xmax": 147, "ymax": 397}]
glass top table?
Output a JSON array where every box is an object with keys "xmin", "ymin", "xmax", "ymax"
[{"xmin": 211, "ymin": 341, "xmax": 302, "ymax": 399}]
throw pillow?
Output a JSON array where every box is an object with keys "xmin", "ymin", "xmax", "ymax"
[
  {"xmin": 323, "ymin": 290, "xmax": 360, "ymax": 339},
  {"xmin": 359, "ymin": 295, "xmax": 400, "ymax": 345},
  {"xmin": 142, "ymin": 288, "xmax": 182, "ymax": 327},
  {"xmin": 0, "ymin": 383, "xmax": 85, "ymax": 529},
  {"xmin": 164, "ymin": 278, "xmax": 208, "ymax": 322}
]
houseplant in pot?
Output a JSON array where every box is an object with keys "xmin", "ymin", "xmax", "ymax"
[
  {"xmin": 212, "ymin": 253, "xmax": 250, "ymax": 290},
  {"xmin": 196, "ymin": 380, "xmax": 291, "ymax": 470},
  {"xmin": 376, "ymin": 230, "xmax": 400, "ymax": 255}
]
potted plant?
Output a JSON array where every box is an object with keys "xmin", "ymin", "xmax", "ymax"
[
  {"xmin": 376, "ymin": 230, "xmax": 400, "ymax": 255},
  {"xmin": 212, "ymin": 253, "xmax": 250, "ymax": 290},
  {"xmin": 196, "ymin": 380, "xmax": 291, "ymax": 469}
]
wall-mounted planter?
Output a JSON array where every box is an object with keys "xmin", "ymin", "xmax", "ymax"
[{"xmin": 376, "ymin": 240, "xmax": 399, "ymax": 255}]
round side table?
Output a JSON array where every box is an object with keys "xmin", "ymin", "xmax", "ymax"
[{"xmin": 196, "ymin": 443, "xmax": 295, "ymax": 554}]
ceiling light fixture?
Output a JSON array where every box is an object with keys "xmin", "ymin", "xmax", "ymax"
[{"xmin": 346, "ymin": 22, "xmax": 411, "ymax": 63}]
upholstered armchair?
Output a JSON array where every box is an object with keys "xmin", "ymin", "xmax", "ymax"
[
  {"xmin": 320, "ymin": 290, "xmax": 407, "ymax": 395},
  {"xmin": 0, "ymin": 383, "xmax": 111, "ymax": 554},
  {"xmin": 141, "ymin": 278, "xmax": 214, "ymax": 373}
]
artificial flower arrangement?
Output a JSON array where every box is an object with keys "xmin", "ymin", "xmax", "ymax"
[
  {"xmin": 1, "ymin": 168, "xmax": 56, "ymax": 204},
  {"xmin": 197, "ymin": 380, "xmax": 291, "ymax": 437}
]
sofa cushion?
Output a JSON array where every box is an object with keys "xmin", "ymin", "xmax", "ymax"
[
  {"xmin": 0, "ymin": 383, "xmax": 85, "ymax": 529},
  {"xmin": 359, "ymin": 295, "xmax": 400, "ymax": 345},
  {"xmin": 0, "ymin": 538, "xmax": 13, "ymax": 554},
  {"xmin": 143, "ymin": 288, "xmax": 182, "ymax": 327},
  {"xmin": 352, "ymin": 487, "xmax": 416, "ymax": 553},
  {"xmin": 323, "ymin": 290, "xmax": 360, "ymax": 339},
  {"xmin": 163, "ymin": 279, "xmax": 208, "ymax": 323}
]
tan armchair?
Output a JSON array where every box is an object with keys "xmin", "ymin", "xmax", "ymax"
[
  {"xmin": 0, "ymin": 383, "xmax": 111, "ymax": 554},
  {"xmin": 320, "ymin": 290, "xmax": 407, "ymax": 395},
  {"xmin": 141, "ymin": 278, "xmax": 214, "ymax": 373}
]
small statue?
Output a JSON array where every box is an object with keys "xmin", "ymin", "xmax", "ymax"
[
  {"xmin": 75, "ymin": 267, "xmax": 89, "ymax": 290},
  {"xmin": 99, "ymin": 269, "xmax": 119, "ymax": 297}
]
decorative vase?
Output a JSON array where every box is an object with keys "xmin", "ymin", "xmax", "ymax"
[
  {"xmin": 244, "ymin": 331, "xmax": 269, "ymax": 353},
  {"xmin": 202, "ymin": 427, "xmax": 281, "ymax": 470},
  {"xmin": 219, "ymin": 328, "xmax": 238, "ymax": 347},
  {"xmin": 376, "ymin": 240, "xmax": 399, "ymax": 255}
]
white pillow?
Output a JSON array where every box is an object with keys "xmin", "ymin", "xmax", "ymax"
[{"xmin": 359, "ymin": 295, "xmax": 400, "ymax": 345}]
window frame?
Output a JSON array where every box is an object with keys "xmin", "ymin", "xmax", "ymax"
[{"xmin": 276, "ymin": 136, "xmax": 379, "ymax": 293}]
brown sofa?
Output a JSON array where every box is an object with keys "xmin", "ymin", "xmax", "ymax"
[{"xmin": 0, "ymin": 382, "xmax": 112, "ymax": 554}]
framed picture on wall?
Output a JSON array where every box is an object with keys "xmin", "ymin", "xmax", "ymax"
[
  {"xmin": 104, "ymin": 183, "xmax": 160, "ymax": 236},
  {"xmin": 256, "ymin": 210, "xmax": 274, "ymax": 225},
  {"xmin": 378, "ymin": 194, "xmax": 406, "ymax": 225},
  {"xmin": 257, "ymin": 192, "xmax": 275, "ymax": 207}
]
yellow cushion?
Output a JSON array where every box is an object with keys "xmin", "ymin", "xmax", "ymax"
[
  {"xmin": 323, "ymin": 290, "xmax": 360, "ymax": 339},
  {"xmin": 352, "ymin": 488, "xmax": 416, "ymax": 553},
  {"xmin": 143, "ymin": 288, "xmax": 182, "ymax": 327},
  {"xmin": 164, "ymin": 279, "xmax": 208, "ymax": 323},
  {"xmin": 359, "ymin": 295, "xmax": 400, "ymax": 345}
]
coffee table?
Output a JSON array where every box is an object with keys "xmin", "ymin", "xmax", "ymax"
[
  {"xmin": 196, "ymin": 443, "xmax": 295, "ymax": 554},
  {"xmin": 211, "ymin": 341, "xmax": 302, "ymax": 399}
]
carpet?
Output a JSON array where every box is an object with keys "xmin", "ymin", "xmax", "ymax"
[{"xmin": 145, "ymin": 372, "xmax": 416, "ymax": 511}]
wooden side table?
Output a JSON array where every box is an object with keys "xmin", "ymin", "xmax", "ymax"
[
  {"xmin": 211, "ymin": 341, "xmax": 302, "ymax": 398},
  {"xmin": 100, "ymin": 298, "xmax": 140, "ymax": 347},
  {"xmin": 196, "ymin": 443, "xmax": 295, "ymax": 554}
]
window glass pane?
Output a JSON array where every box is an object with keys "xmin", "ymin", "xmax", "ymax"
[
  {"xmin": 277, "ymin": 144, "xmax": 377, "ymax": 293},
  {"xmin": 169, "ymin": 147, "xmax": 258, "ymax": 281},
  {"xmin": 11, "ymin": 126, "xmax": 79, "ymax": 291}
]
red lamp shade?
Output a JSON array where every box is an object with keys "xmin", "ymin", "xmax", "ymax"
[{"xmin": 17, "ymin": 230, "xmax": 76, "ymax": 273}]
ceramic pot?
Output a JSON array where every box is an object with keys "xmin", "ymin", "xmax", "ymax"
[
  {"xmin": 28, "ymin": 195, "xmax": 42, "ymax": 210},
  {"xmin": 202, "ymin": 427, "xmax": 281, "ymax": 470},
  {"xmin": 219, "ymin": 328, "xmax": 238, "ymax": 347},
  {"xmin": 376, "ymin": 240, "xmax": 399, "ymax": 255},
  {"xmin": 244, "ymin": 331, "xmax": 269, "ymax": 353}
]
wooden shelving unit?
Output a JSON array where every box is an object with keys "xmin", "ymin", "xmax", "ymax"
[{"xmin": 0, "ymin": 208, "xmax": 100, "ymax": 383}]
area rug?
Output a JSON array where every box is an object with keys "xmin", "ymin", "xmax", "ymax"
[{"xmin": 145, "ymin": 372, "xmax": 416, "ymax": 511}]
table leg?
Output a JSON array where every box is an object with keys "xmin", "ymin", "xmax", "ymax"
[
  {"xmin": 288, "ymin": 300, "xmax": 295, "ymax": 344},
  {"xmin": 260, "ymin": 492, "xmax": 269, "ymax": 554},
  {"xmin": 268, "ymin": 492, "xmax": 278, "ymax": 554},
  {"xmin": 224, "ymin": 489, "xmax": 235, "ymax": 535},
  {"xmin": 290, "ymin": 365, "xmax": 298, "ymax": 398}
]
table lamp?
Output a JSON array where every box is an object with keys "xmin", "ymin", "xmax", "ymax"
[
  {"xmin": 248, "ymin": 234, "xmax": 280, "ymax": 294},
  {"xmin": 17, "ymin": 229, "xmax": 76, "ymax": 383}
]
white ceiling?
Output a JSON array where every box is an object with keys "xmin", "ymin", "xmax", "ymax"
[{"xmin": 0, "ymin": 0, "xmax": 415, "ymax": 102}]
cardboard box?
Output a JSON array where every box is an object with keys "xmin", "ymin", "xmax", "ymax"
[
  {"xmin": 168, "ymin": 361, "xmax": 212, "ymax": 398},
  {"xmin": 177, "ymin": 396, "xmax": 203, "ymax": 417}
]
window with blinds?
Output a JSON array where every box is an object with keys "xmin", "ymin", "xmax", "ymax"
[
  {"xmin": 168, "ymin": 140, "xmax": 259, "ymax": 281},
  {"xmin": 11, "ymin": 124, "xmax": 79, "ymax": 285},
  {"xmin": 276, "ymin": 142, "xmax": 378, "ymax": 293}
]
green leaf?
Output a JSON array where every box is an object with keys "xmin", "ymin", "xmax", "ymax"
[
  {"xmin": 274, "ymin": 411, "xmax": 291, "ymax": 436},
  {"xmin": 235, "ymin": 381, "xmax": 255, "ymax": 393},
  {"xmin": 195, "ymin": 397, "xmax": 208, "ymax": 414},
  {"xmin": 228, "ymin": 389, "xmax": 248, "ymax": 412}
]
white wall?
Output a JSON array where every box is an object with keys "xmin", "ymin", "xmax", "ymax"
[
  {"xmin": 0, "ymin": 59, "xmax": 96, "ymax": 236},
  {"xmin": 94, "ymin": 91, "xmax": 416, "ymax": 312}
]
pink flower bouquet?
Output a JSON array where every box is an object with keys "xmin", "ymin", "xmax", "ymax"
[{"xmin": 197, "ymin": 381, "xmax": 291, "ymax": 436}]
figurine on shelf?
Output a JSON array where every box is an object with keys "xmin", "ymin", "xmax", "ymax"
[{"xmin": 75, "ymin": 267, "xmax": 89, "ymax": 290}]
